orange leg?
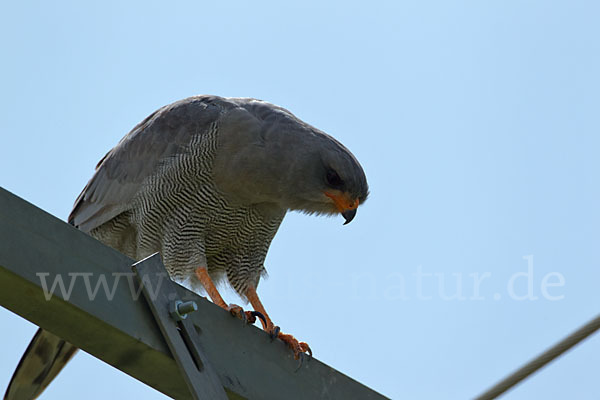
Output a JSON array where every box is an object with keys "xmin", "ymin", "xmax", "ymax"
[
  {"xmin": 195, "ymin": 267, "xmax": 259, "ymax": 324},
  {"xmin": 195, "ymin": 267, "xmax": 228, "ymax": 308},
  {"xmin": 245, "ymin": 286, "xmax": 311, "ymax": 360},
  {"xmin": 245, "ymin": 286, "xmax": 272, "ymax": 330}
]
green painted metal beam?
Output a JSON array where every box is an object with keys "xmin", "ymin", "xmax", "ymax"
[{"xmin": 0, "ymin": 187, "xmax": 388, "ymax": 400}]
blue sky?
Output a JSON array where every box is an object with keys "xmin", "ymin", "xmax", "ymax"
[{"xmin": 1, "ymin": 1, "xmax": 599, "ymax": 399}]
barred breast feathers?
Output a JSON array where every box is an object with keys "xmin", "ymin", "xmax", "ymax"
[{"xmin": 80, "ymin": 96, "xmax": 287, "ymax": 296}]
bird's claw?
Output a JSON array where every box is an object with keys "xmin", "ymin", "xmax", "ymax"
[
  {"xmin": 269, "ymin": 325, "xmax": 280, "ymax": 341},
  {"xmin": 275, "ymin": 330, "xmax": 311, "ymax": 367},
  {"xmin": 227, "ymin": 304, "xmax": 262, "ymax": 325},
  {"xmin": 229, "ymin": 307, "xmax": 312, "ymax": 367},
  {"xmin": 302, "ymin": 342, "xmax": 312, "ymax": 358},
  {"xmin": 250, "ymin": 311, "xmax": 267, "ymax": 327},
  {"xmin": 293, "ymin": 343, "xmax": 314, "ymax": 371},
  {"xmin": 295, "ymin": 352, "xmax": 308, "ymax": 372}
]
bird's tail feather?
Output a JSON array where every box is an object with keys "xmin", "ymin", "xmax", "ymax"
[{"xmin": 4, "ymin": 328, "xmax": 78, "ymax": 400}]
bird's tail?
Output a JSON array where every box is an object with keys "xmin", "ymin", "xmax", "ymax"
[{"xmin": 4, "ymin": 328, "xmax": 78, "ymax": 400}]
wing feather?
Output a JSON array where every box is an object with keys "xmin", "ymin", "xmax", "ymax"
[{"xmin": 69, "ymin": 96, "xmax": 226, "ymax": 232}]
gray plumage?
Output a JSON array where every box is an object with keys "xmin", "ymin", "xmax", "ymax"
[
  {"xmin": 5, "ymin": 95, "xmax": 368, "ymax": 399},
  {"xmin": 72, "ymin": 95, "xmax": 367, "ymax": 294}
]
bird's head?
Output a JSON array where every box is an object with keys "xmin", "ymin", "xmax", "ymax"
[{"xmin": 213, "ymin": 100, "xmax": 369, "ymax": 224}]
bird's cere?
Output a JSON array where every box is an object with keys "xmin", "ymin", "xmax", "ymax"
[{"xmin": 324, "ymin": 191, "xmax": 361, "ymax": 224}]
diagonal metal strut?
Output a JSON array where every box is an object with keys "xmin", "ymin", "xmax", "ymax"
[{"xmin": 133, "ymin": 254, "xmax": 227, "ymax": 400}]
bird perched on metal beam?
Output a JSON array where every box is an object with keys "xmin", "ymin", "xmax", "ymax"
[{"xmin": 5, "ymin": 95, "xmax": 368, "ymax": 399}]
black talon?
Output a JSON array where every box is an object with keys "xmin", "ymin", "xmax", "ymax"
[
  {"xmin": 250, "ymin": 311, "xmax": 266, "ymax": 327},
  {"xmin": 305, "ymin": 344, "xmax": 313, "ymax": 359},
  {"xmin": 229, "ymin": 306, "xmax": 247, "ymax": 324},
  {"xmin": 270, "ymin": 325, "xmax": 280, "ymax": 341}
]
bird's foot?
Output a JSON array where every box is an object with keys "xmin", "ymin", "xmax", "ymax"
[
  {"xmin": 267, "ymin": 324, "xmax": 312, "ymax": 363},
  {"xmin": 227, "ymin": 304, "xmax": 266, "ymax": 326}
]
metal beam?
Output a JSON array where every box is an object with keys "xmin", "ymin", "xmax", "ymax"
[
  {"xmin": 0, "ymin": 187, "xmax": 388, "ymax": 400},
  {"xmin": 132, "ymin": 254, "xmax": 228, "ymax": 400}
]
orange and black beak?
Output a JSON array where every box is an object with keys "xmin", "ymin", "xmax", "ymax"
[
  {"xmin": 341, "ymin": 208, "xmax": 357, "ymax": 225},
  {"xmin": 324, "ymin": 191, "xmax": 360, "ymax": 225}
]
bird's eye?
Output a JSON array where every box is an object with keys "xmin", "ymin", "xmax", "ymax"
[{"xmin": 326, "ymin": 169, "xmax": 343, "ymax": 188}]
